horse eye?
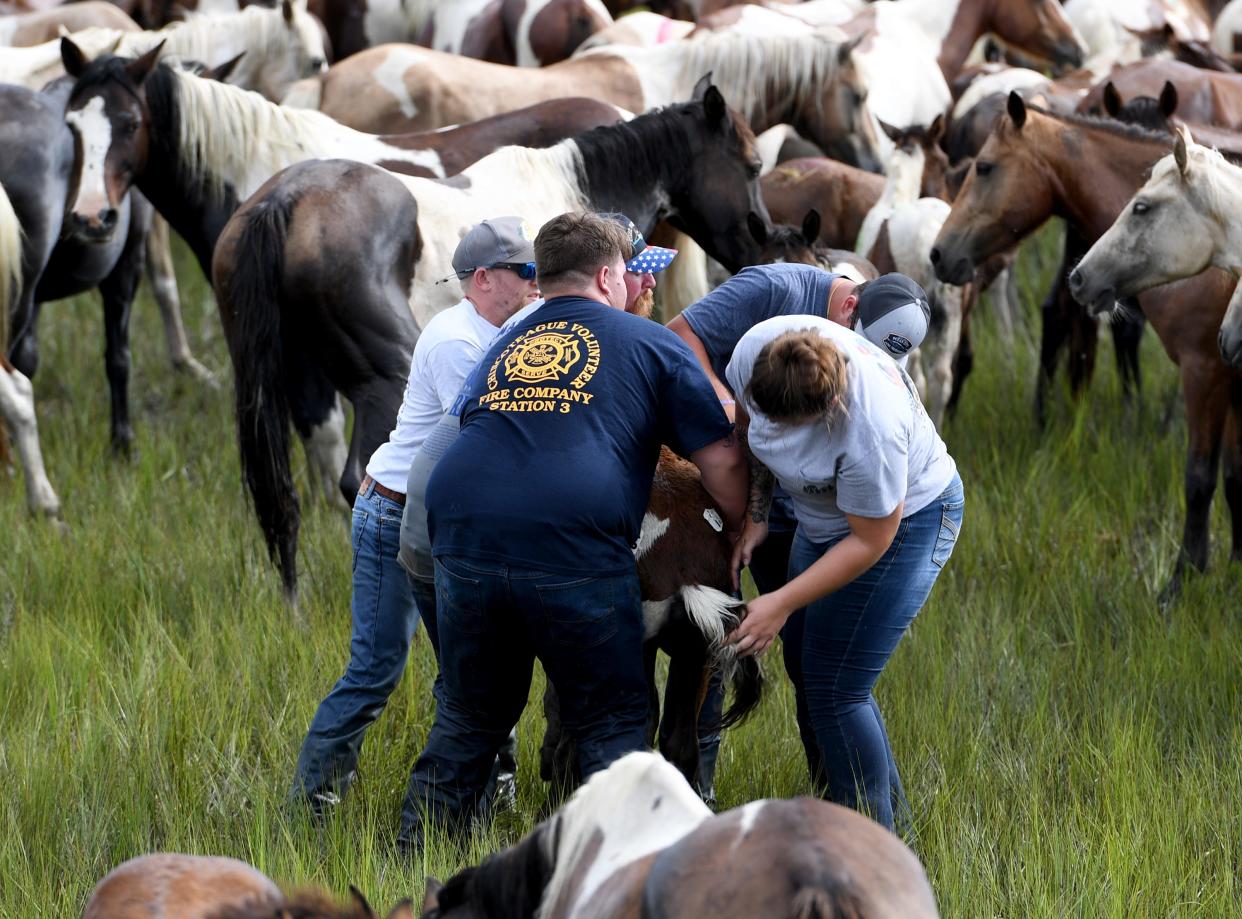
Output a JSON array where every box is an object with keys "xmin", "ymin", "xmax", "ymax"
[
  {"xmin": 975, "ymin": 161, "xmax": 994, "ymax": 176},
  {"xmin": 747, "ymin": 163, "xmax": 761, "ymax": 179},
  {"xmin": 1133, "ymin": 200, "xmax": 1149, "ymax": 215}
]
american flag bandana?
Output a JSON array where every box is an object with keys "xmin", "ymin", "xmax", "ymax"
[{"xmin": 625, "ymin": 245, "xmax": 679, "ymax": 274}]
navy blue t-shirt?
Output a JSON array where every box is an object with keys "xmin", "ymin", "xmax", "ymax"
[
  {"xmin": 426, "ymin": 296, "xmax": 734, "ymax": 576},
  {"xmin": 681, "ymin": 263, "xmax": 840, "ymax": 383},
  {"xmin": 679, "ymin": 263, "xmax": 841, "ymax": 531}
]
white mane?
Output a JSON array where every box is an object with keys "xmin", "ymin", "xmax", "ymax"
[
  {"xmin": 592, "ymin": 30, "xmax": 852, "ymax": 123},
  {"xmin": 1150, "ymin": 138, "xmax": 1240, "ymax": 220},
  {"xmin": 537, "ymin": 752, "xmax": 710, "ymax": 919},
  {"xmin": 165, "ymin": 68, "xmax": 447, "ymax": 200}
]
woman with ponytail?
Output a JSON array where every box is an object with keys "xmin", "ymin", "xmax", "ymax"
[{"xmin": 724, "ymin": 311, "xmax": 964, "ymax": 835}]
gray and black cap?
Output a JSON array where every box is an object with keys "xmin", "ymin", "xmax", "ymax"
[
  {"xmin": 854, "ymin": 273, "xmax": 931, "ymax": 363},
  {"xmin": 452, "ymin": 216, "xmax": 537, "ymax": 278}
]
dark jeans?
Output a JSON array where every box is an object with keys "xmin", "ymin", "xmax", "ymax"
[
  {"xmin": 293, "ymin": 483, "xmax": 421, "ymax": 802},
  {"xmin": 401, "ymin": 556, "xmax": 648, "ymax": 836},
  {"xmin": 781, "ymin": 474, "xmax": 964, "ymax": 831}
]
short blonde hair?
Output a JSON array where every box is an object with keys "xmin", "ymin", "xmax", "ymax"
[{"xmin": 747, "ymin": 330, "xmax": 849, "ymax": 423}]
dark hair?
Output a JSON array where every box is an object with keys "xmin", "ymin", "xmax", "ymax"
[
  {"xmin": 534, "ymin": 212, "xmax": 632, "ymax": 290},
  {"xmin": 746, "ymin": 330, "xmax": 849, "ymax": 423},
  {"xmin": 850, "ymin": 278, "xmax": 872, "ymax": 301}
]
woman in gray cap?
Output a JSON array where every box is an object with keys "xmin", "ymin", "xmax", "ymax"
[{"xmin": 723, "ymin": 307, "xmax": 964, "ymax": 836}]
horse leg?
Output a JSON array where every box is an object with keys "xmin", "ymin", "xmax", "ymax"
[
  {"xmin": 1223, "ymin": 380, "xmax": 1242, "ymax": 564},
  {"xmin": 946, "ymin": 309, "xmax": 973, "ymax": 419},
  {"xmin": 0, "ymin": 356, "xmax": 61, "ymax": 519},
  {"xmin": 539, "ymin": 680, "xmax": 578, "ymax": 806},
  {"xmin": 1109, "ymin": 302, "xmax": 1145, "ymax": 402},
  {"xmin": 284, "ymin": 349, "xmax": 350, "ymax": 513},
  {"xmin": 98, "ymin": 221, "xmax": 147, "ymax": 457},
  {"xmin": 1162, "ymin": 360, "xmax": 1230, "ymax": 606},
  {"xmin": 143, "ymin": 209, "xmax": 216, "ymax": 386},
  {"xmin": 1035, "ymin": 271, "xmax": 1070, "ymax": 427},
  {"xmin": 656, "ymin": 615, "xmax": 708, "ymax": 791}
]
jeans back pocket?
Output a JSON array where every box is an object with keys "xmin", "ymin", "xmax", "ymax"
[{"xmin": 931, "ymin": 499, "xmax": 964, "ymax": 569}]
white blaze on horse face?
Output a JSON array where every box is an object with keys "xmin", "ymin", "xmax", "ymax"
[
  {"xmin": 373, "ymin": 46, "xmax": 424, "ymax": 120},
  {"xmin": 66, "ymin": 97, "xmax": 114, "ymax": 222}
]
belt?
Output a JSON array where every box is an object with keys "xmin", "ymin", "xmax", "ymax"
[{"xmin": 360, "ymin": 474, "xmax": 406, "ymax": 506}]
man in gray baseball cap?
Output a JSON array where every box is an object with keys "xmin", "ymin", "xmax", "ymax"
[
  {"xmin": 452, "ymin": 216, "xmax": 538, "ymax": 279},
  {"xmin": 852, "ymin": 273, "xmax": 932, "ymax": 367}
]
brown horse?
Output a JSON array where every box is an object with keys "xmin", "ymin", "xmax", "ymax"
[
  {"xmin": 1079, "ymin": 58, "xmax": 1242, "ymax": 129},
  {"xmin": 289, "ymin": 30, "xmax": 884, "ymax": 171},
  {"xmin": 761, "ymin": 157, "xmax": 883, "ymax": 251},
  {"xmin": 82, "ymin": 853, "xmax": 413, "ymax": 919},
  {"xmin": 421, "ymin": 752, "xmax": 939, "ymax": 919},
  {"xmin": 930, "ymin": 93, "xmax": 1242, "ymax": 600},
  {"xmin": 0, "ymin": 2, "xmax": 140, "ymax": 44}
]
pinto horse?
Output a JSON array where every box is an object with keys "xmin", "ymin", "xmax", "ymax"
[
  {"xmin": 289, "ymin": 30, "xmax": 885, "ymax": 171},
  {"xmin": 82, "ymin": 852, "xmax": 413, "ymax": 919},
  {"xmin": 930, "ymin": 93, "xmax": 1242, "ymax": 600},
  {"xmin": 421, "ymin": 752, "xmax": 939, "ymax": 919},
  {"xmin": 0, "ymin": 2, "xmax": 141, "ymax": 45},
  {"xmin": 200, "ymin": 84, "xmax": 767, "ymax": 595}
]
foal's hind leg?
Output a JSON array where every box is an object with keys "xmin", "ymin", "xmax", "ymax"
[
  {"xmin": 98, "ymin": 218, "xmax": 148, "ymax": 456},
  {"xmin": 144, "ymin": 211, "xmax": 216, "ymax": 386},
  {"xmin": 0, "ymin": 357, "xmax": 60, "ymax": 518},
  {"xmin": 1223, "ymin": 381, "xmax": 1242, "ymax": 564},
  {"xmin": 657, "ymin": 614, "xmax": 710, "ymax": 791},
  {"xmin": 285, "ymin": 352, "xmax": 349, "ymax": 512}
]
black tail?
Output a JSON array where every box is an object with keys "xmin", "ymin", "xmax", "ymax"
[
  {"xmin": 720, "ymin": 653, "xmax": 763, "ymax": 729},
  {"xmin": 216, "ymin": 194, "xmax": 301, "ymax": 599}
]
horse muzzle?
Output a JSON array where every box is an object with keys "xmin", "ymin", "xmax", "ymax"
[
  {"xmin": 928, "ymin": 242, "xmax": 973, "ymax": 286},
  {"xmin": 1067, "ymin": 265, "xmax": 1117, "ymax": 316},
  {"xmin": 70, "ymin": 207, "xmax": 119, "ymax": 242},
  {"xmin": 1052, "ymin": 42, "xmax": 1085, "ymax": 73}
]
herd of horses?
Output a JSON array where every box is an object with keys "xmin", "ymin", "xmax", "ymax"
[{"xmin": 5, "ymin": 0, "xmax": 1242, "ymax": 914}]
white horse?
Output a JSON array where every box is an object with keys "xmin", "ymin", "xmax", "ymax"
[
  {"xmin": 1064, "ymin": 0, "xmax": 1210, "ymax": 68},
  {"xmin": 857, "ymin": 118, "xmax": 964, "ymax": 428},
  {"xmin": 1070, "ymin": 126, "xmax": 1242, "ymax": 369}
]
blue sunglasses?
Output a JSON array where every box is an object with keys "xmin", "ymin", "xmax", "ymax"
[{"xmin": 491, "ymin": 262, "xmax": 538, "ymax": 280}]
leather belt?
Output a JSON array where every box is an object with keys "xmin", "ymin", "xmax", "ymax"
[{"xmin": 360, "ymin": 474, "xmax": 406, "ymax": 506}]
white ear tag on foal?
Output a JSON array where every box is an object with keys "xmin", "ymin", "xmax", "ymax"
[{"xmin": 703, "ymin": 509, "xmax": 724, "ymax": 532}]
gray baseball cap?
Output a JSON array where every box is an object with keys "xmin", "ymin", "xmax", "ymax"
[
  {"xmin": 452, "ymin": 216, "xmax": 537, "ymax": 278},
  {"xmin": 855, "ymin": 273, "xmax": 931, "ymax": 362}
]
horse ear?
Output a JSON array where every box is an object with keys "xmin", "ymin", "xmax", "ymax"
[
  {"xmin": 926, "ymin": 113, "xmax": 945, "ymax": 146},
  {"xmin": 801, "ymin": 209, "xmax": 821, "ymax": 246},
  {"xmin": 1159, "ymin": 80, "xmax": 1178, "ymax": 118},
  {"xmin": 1006, "ymin": 91, "xmax": 1027, "ymax": 130},
  {"xmin": 1102, "ymin": 81, "xmax": 1121, "ymax": 118},
  {"xmin": 60, "ymin": 36, "xmax": 89, "ymax": 77},
  {"xmin": 422, "ymin": 879, "xmax": 443, "ymax": 913},
  {"xmin": 282, "ymin": 0, "xmax": 295, "ymax": 23},
  {"xmin": 384, "ymin": 900, "xmax": 416, "ymax": 919},
  {"xmin": 837, "ymin": 33, "xmax": 865, "ymax": 66},
  {"xmin": 1173, "ymin": 125, "xmax": 1191, "ymax": 175},
  {"xmin": 691, "ymin": 72, "xmax": 713, "ymax": 101},
  {"xmin": 124, "ymin": 39, "xmax": 165, "ymax": 84},
  {"xmin": 349, "ymin": 885, "xmax": 377, "ymax": 918},
  {"xmin": 747, "ymin": 212, "xmax": 768, "ymax": 246},
  {"xmin": 204, "ymin": 51, "xmax": 245, "ymax": 82},
  {"xmin": 702, "ymin": 84, "xmax": 727, "ymax": 125},
  {"xmin": 877, "ymin": 120, "xmax": 903, "ymax": 144}
]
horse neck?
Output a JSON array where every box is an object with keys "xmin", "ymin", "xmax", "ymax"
[
  {"xmin": 1025, "ymin": 116, "xmax": 1172, "ymax": 240},
  {"xmin": 1185, "ymin": 154, "xmax": 1242, "ymax": 273},
  {"xmin": 880, "ymin": 147, "xmax": 925, "ymax": 206},
  {"xmin": 120, "ymin": 8, "xmax": 291, "ymax": 87},
  {"xmin": 877, "ymin": 0, "xmax": 980, "ymax": 77}
]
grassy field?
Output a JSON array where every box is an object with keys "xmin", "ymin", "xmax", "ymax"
[{"xmin": 2, "ymin": 226, "xmax": 1239, "ymax": 917}]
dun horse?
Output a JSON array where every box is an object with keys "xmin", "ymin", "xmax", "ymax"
[{"xmin": 930, "ymin": 93, "xmax": 1242, "ymax": 599}]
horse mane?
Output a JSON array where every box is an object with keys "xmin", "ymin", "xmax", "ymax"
[
  {"xmin": 570, "ymin": 97, "xmax": 745, "ymax": 202},
  {"xmin": 1027, "ymin": 104, "xmax": 1172, "ymax": 146},
  {"xmin": 1150, "ymin": 139, "xmax": 1239, "ymax": 217},
  {"xmin": 428, "ymin": 824, "xmax": 552, "ymax": 919},
  {"xmin": 120, "ymin": 5, "xmax": 309, "ymax": 64},
  {"xmin": 207, "ymin": 887, "xmax": 376, "ymax": 919},
  {"xmin": 138, "ymin": 64, "xmax": 374, "ymax": 200}
]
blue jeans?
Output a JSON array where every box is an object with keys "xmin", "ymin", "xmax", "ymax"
[
  {"xmin": 293, "ymin": 482, "xmax": 422, "ymax": 801},
  {"xmin": 401, "ymin": 556, "xmax": 648, "ymax": 835},
  {"xmin": 781, "ymin": 474, "xmax": 964, "ymax": 831}
]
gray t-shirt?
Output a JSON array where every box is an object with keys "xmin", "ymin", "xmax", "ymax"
[{"xmin": 726, "ymin": 315, "xmax": 956, "ymax": 542}]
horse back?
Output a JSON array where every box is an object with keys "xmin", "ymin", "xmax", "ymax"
[
  {"xmin": 640, "ymin": 448, "xmax": 733, "ymax": 599},
  {"xmin": 639, "ymin": 799, "xmax": 939, "ymax": 918},
  {"xmin": 83, "ymin": 853, "xmax": 281, "ymax": 919},
  {"xmin": 762, "ymin": 158, "xmax": 883, "ymax": 251}
]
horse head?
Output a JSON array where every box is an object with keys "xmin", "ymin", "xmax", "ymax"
[
  {"xmin": 419, "ymin": 822, "xmax": 554, "ymax": 919},
  {"xmin": 60, "ymin": 38, "xmax": 162, "ymax": 241},
  {"xmin": 661, "ymin": 79, "xmax": 768, "ymax": 273},
  {"xmin": 878, "ymin": 115, "xmax": 951, "ymax": 201},
  {"xmin": 930, "ymin": 92, "xmax": 1055, "ymax": 285},
  {"xmin": 802, "ymin": 33, "xmax": 885, "ymax": 175},
  {"xmin": 988, "ymin": 0, "xmax": 1085, "ymax": 72},
  {"xmin": 223, "ymin": 1, "xmax": 327, "ymax": 102},
  {"xmin": 1069, "ymin": 127, "xmax": 1219, "ymax": 317}
]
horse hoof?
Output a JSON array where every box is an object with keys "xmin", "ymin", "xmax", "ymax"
[
  {"xmin": 1157, "ymin": 576, "xmax": 1182, "ymax": 613},
  {"xmin": 178, "ymin": 357, "xmax": 221, "ymax": 390}
]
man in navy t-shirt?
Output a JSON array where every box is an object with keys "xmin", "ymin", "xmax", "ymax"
[{"xmin": 402, "ymin": 213, "xmax": 746, "ymax": 843}]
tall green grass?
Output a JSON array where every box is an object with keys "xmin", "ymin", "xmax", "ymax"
[{"xmin": 1, "ymin": 227, "xmax": 1238, "ymax": 916}]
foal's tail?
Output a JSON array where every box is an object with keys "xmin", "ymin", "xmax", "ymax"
[
  {"xmin": 0, "ymin": 178, "xmax": 23, "ymax": 356},
  {"xmin": 679, "ymin": 585, "xmax": 764, "ymax": 729},
  {"xmin": 214, "ymin": 192, "xmax": 301, "ymax": 600}
]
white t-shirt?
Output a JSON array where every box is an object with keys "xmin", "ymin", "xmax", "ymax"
[
  {"xmin": 725, "ymin": 315, "xmax": 956, "ymax": 542},
  {"xmin": 366, "ymin": 298, "xmax": 508, "ymax": 491}
]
